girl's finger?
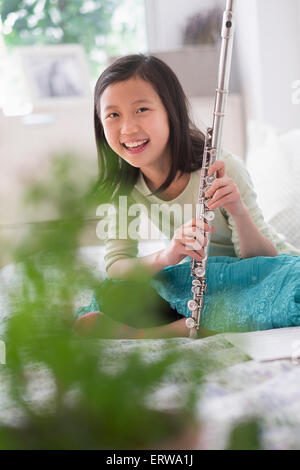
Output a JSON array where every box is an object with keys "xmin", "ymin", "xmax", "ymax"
[
  {"xmin": 180, "ymin": 237, "xmax": 205, "ymax": 251},
  {"xmin": 181, "ymin": 228, "xmax": 208, "ymax": 246},
  {"xmin": 184, "ymin": 218, "xmax": 210, "ymax": 232},
  {"xmin": 207, "ymin": 193, "xmax": 240, "ymax": 210},
  {"xmin": 183, "ymin": 248, "xmax": 205, "ymax": 263},
  {"xmin": 207, "ymin": 185, "xmax": 233, "ymax": 205},
  {"xmin": 208, "ymin": 161, "xmax": 226, "ymax": 178},
  {"xmin": 205, "ymin": 176, "xmax": 231, "ymax": 197}
]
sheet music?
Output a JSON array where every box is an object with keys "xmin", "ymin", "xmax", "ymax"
[{"xmin": 224, "ymin": 327, "xmax": 300, "ymax": 362}]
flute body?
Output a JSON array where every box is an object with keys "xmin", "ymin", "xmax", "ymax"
[{"xmin": 185, "ymin": 0, "xmax": 236, "ymax": 339}]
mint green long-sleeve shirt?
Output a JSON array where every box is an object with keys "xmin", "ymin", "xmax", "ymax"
[{"xmin": 102, "ymin": 151, "xmax": 300, "ymax": 272}]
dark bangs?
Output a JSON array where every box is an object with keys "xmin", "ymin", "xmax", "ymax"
[{"xmin": 94, "ymin": 53, "xmax": 205, "ymax": 200}]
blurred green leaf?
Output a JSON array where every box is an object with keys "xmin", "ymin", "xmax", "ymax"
[
  {"xmin": 0, "ymin": 0, "xmax": 146, "ymax": 77},
  {"xmin": 0, "ymin": 154, "xmax": 205, "ymax": 450},
  {"xmin": 227, "ymin": 419, "xmax": 262, "ymax": 450}
]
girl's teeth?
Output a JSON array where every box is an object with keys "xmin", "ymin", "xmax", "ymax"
[{"xmin": 125, "ymin": 140, "xmax": 148, "ymax": 148}]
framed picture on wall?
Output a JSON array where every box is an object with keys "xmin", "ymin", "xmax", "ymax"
[{"xmin": 16, "ymin": 44, "xmax": 92, "ymax": 108}]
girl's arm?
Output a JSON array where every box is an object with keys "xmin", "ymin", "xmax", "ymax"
[
  {"xmin": 231, "ymin": 203, "xmax": 278, "ymax": 258},
  {"xmin": 205, "ymin": 158, "xmax": 278, "ymax": 258},
  {"xmin": 107, "ymin": 201, "xmax": 278, "ymax": 279},
  {"xmin": 108, "ymin": 218, "xmax": 211, "ymax": 279},
  {"xmin": 107, "ymin": 249, "xmax": 167, "ymax": 279}
]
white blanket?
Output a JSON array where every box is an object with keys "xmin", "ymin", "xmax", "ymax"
[{"xmin": 1, "ymin": 249, "xmax": 300, "ymax": 450}]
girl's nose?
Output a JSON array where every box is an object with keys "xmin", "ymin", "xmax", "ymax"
[{"xmin": 121, "ymin": 116, "xmax": 140, "ymax": 134}]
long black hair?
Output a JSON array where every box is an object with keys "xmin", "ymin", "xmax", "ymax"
[{"xmin": 94, "ymin": 53, "xmax": 205, "ymax": 201}]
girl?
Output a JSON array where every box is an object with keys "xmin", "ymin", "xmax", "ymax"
[{"xmin": 75, "ymin": 54, "xmax": 299, "ymax": 339}]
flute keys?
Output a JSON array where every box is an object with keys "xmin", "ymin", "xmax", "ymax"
[
  {"xmin": 186, "ymin": 317, "xmax": 197, "ymax": 329},
  {"xmin": 192, "ymin": 279, "xmax": 201, "ymax": 286},
  {"xmin": 205, "ymin": 211, "xmax": 215, "ymax": 222},
  {"xmin": 205, "ymin": 175, "xmax": 215, "ymax": 185},
  {"xmin": 187, "ymin": 299, "xmax": 198, "ymax": 311},
  {"xmin": 195, "ymin": 266, "xmax": 205, "ymax": 277},
  {"xmin": 191, "ymin": 285, "xmax": 201, "ymax": 295}
]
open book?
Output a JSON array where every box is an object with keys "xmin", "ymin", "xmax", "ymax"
[{"xmin": 224, "ymin": 326, "xmax": 300, "ymax": 362}]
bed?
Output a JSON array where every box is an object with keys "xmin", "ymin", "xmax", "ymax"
[{"xmin": 1, "ymin": 244, "xmax": 300, "ymax": 450}]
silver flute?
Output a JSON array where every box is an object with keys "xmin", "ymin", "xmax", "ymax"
[{"xmin": 185, "ymin": 0, "xmax": 236, "ymax": 339}]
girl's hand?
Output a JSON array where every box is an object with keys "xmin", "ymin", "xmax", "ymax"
[
  {"xmin": 205, "ymin": 161, "xmax": 246, "ymax": 217},
  {"xmin": 162, "ymin": 218, "xmax": 214, "ymax": 266}
]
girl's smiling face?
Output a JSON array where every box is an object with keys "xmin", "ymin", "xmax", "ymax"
[{"xmin": 99, "ymin": 76, "xmax": 171, "ymax": 172}]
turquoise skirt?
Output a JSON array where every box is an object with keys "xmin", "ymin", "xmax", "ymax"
[{"xmin": 77, "ymin": 254, "xmax": 300, "ymax": 333}]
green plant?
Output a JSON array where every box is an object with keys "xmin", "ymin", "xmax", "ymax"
[
  {"xmin": 0, "ymin": 154, "xmax": 263, "ymax": 450},
  {"xmin": 0, "ymin": 154, "xmax": 205, "ymax": 449},
  {"xmin": 227, "ymin": 419, "xmax": 262, "ymax": 450},
  {"xmin": 0, "ymin": 0, "xmax": 146, "ymax": 77}
]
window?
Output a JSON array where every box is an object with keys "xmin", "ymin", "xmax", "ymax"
[{"xmin": 0, "ymin": 0, "xmax": 147, "ymax": 115}]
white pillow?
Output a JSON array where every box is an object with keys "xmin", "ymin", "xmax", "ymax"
[{"xmin": 246, "ymin": 121, "xmax": 300, "ymax": 249}]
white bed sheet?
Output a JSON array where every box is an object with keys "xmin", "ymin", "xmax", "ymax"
[{"xmin": 1, "ymin": 247, "xmax": 300, "ymax": 449}]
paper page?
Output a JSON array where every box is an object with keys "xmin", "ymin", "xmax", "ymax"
[{"xmin": 224, "ymin": 327, "xmax": 300, "ymax": 362}]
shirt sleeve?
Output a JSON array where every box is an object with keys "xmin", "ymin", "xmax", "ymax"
[
  {"xmin": 99, "ymin": 202, "xmax": 140, "ymax": 272},
  {"xmin": 104, "ymin": 238, "xmax": 139, "ymax": 272},
  {"xmin": 222, "ymin": 151, "xmax": 300, "ymax": 257}
]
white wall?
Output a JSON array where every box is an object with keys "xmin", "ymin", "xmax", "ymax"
[
  {"xmin": 146, "ymin": 0, "xmax": 300, "ymax": 132},
  {"xmin": 236, "ymin": 0, "xmax": 300, "ymax": 132},
  {"xmin": 144, "ymin": 0, "xmax": 244, "ymax": 156},
  {"xmin": 145, "ymin": 0, "xmax": 223, "ymax": 51},
  {"xmin": 3, "ymin": 0, "xmax": 300, "ymax": 228},
  {"xmin": 0, "ymin": 104, "xmax": 97, "ymax": 225}
]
